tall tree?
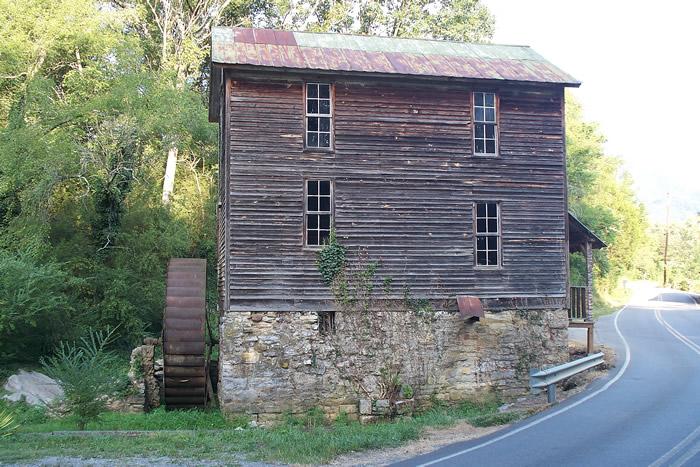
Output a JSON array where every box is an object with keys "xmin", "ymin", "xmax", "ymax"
[
  {"xmin": 566, "ymin": 95, "xmax": 649, "ymax": 293},
  {"xmin": 245, "ymin": 0, "xmax": 494, "ymax": 42}
]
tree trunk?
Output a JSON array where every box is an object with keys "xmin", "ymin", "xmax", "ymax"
[{"xmin": 162, "ymin": 146, "xmax": 178, "ymax": 203}]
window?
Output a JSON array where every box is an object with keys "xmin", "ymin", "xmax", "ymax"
[
  {"xmin": 475, "ymin": 202, "xmax": 500, "ymax": 267},
  {"xmin": 305, "ymin": 83, "xmax": 332, "ymax": 149},
  {"xmin": 318, "ymin": 311, "xmax": 336, "ymax": 335},
  {"xmin": 473, "ymin": 92, "xmax": 497, "ymax": 156},
  {"xmin": 305, "ymin": 180, "xmax": 332, "ymax": 246}
]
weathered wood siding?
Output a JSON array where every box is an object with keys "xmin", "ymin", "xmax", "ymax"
[
  {"xmin": 223, "ymin": 72, "xmax": 567, "ymax": 311},
  {"xmin": 216, "ymin": 82, "xmax": 228, "ymax": 312}
]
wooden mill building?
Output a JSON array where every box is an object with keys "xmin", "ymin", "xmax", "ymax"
[{"xmin": 208, "ymin": 27, "xmax": 602, "ymax": 421}]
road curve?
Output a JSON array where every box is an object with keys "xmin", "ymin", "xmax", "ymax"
[{"xmin": 394, "ymin": 299, "xmax": 700, "ymax": 467}]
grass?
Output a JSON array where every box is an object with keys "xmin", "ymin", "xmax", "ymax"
[
  {"xmin": 0, "ymin": 400, "xmax": 247, "ymax": 433},
  {"xmin": 591, "ymin": 288, "xmax": 631, "ymax": 319},
  {"xmin": 0, "ymin": 396, "xmax": 521, "ymax": 464}
]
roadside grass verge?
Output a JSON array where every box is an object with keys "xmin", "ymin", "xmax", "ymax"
[
  {"xmin": 0, "ymin": 396, "xmax": 522, "ymax": 464},
  {"xmin": 592, "ymin": 288, "xmax": 630, "ymax": 319},
  {"xmin": 0, "ymin": 400, "xmax": 246, "ymax": 433}
]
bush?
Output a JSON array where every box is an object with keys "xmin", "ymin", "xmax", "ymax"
[
  {"xmin": 0, "ymin": 251, "xmax": 77, "ymax": 360},
  {"xmin": 40, "ymin": 327, "xmax": 126, "ymax": 430}
]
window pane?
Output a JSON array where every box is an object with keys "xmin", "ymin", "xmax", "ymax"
[
  {"xmin": 307, "ymin": 214, "xmax": 318, "ymax": 229},
  {"xmin": 319, "ymin": 180, "xmax": 331, "ymax": 195},
  {"xmin": 476, "ymin": 203, "xmax": 486, "ymax": 217},
  {"xmin": 485, "ymin": 93, "xmax": 494, "ymax": 106},
  {"xmin": 319, "ymin": 230, "xmax": 330, "ymax": 245},
  {"xmin": 307, "ymin": 100, "xmax": 318, "ymax": 114},
  {"xmin": 475, "ymin": 139, "xmax": 485, "ymax": 153},
  {"xmin": 307, "ymin": 84, "xmax": 318, "ymax": 98},
  {"xmin": 488, "ymin": 250, "xmax": 498, "ymax": 266},
  {"xmin": 485, "ymin": 124, "xmax": 495, "ymax": 139},
  {"xmin": 477, "ymin": 218, "xmax": 486, "ymax": 233},
  {"xmin": 319, "ymin": 99, "xmax": 330, "ymax": 114},
  {"xmin": 319, "ymin": 117, "xmax": 330, "ymax": 132},
  {"xmin": 320, "ymin": 132, "xmax": 330, "ymax": 147},
  {"xmin": 307, "ymin": 117, "xmax": 318, "ymax": 131},
  {"xmin": 475, "ymin": 122, "xmax": 485, "ymax": 138},
  {"xmin": 307, "ymin": 132, "xmax": 318, "ymax": 147},
  {"xmin": 319, "ymin": 84, "xmax": 330, "ymax": 98},
  {"xmin": 485, "ymin": 108, "xmax": 495, "ymax": 122},
  {"xmin": 308, "ymin": 180, "xmax": 318, "ymax": 195},
  {"xmin": 307, "ymin": 197, "xmax": 318, "ymax": 211},
  {"xmin": 474, "ymin": 92, "xmax": 483, "ymax": 106},
  {"xmin": 319, "ymin": 196, "xmax": 330, "ymax": 212},
  {"xmin": 475, "ymin": 107, "xmax": 484, "ymax": 122},
  {"xmin": 476, "ymin": 236, "xmax": 486, "ymax": 250},
  {"xmin": 488, "ymin": 218, "xmax": 498, "ymax": 232},
  {"xmin": 307, "ymin": 229, "xmax": 319, "ymax": 245},
  {"xmin": 487, "ymin": 236, "xmax": 498, "ymax": 250},
  {"xmin": 477, "ymin": 250, "xmax": 487, "ymax": 265},
  {"xmin": 487, "ymin": 203, "xmax": 497, "ymax": 217},
  {"xmin": 320, "ymin": 214, "xmax": 330, "ymax": 229},
  {"xmin": 486, "ymin": 140, "xmax": 496, "ymax": 154}
]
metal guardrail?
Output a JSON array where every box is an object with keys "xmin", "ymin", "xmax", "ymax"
[{"xmin": 530, "ymin": 352, "xmax": 604, "ymax": 404}]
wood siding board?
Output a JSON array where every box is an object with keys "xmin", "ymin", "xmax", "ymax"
[{"xmin": 225, "ymin": 75, "xmax": 567, "ymax": 311}]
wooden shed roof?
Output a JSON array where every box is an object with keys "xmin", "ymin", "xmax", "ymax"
[
  {"xmin": 211, "ymin": 27, "xmax": 580, "ymax": 86},
  {"xmin": 569, "ymin": 212, "xmax": 607, "ymax": 253}
]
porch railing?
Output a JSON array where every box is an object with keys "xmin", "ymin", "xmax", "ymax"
[{"xmin": 569, "ymin": 286, "xmax": 588, "ymax": 321}]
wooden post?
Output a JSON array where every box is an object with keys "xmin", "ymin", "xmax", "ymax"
[
  {"xmin": 587, "ymin": 325, "xmax": 594, "ymax": 355},
  {"xmin": 585, "ymin": 240, "xmax": 593, "ymax": 321}
]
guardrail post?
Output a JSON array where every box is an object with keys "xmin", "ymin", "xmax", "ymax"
[{"xmin": 547, "ymin": 384, "xmax": 556, "ymax": 404}]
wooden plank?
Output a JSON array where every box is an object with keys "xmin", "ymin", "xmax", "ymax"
[{"xmin": 222, "ymin": 74, "xmax": 568, "ymax": 311}]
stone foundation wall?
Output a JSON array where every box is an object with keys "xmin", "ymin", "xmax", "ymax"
[{"xmin": 218, "ymin": 309, "xmax": 568, "ymax": 423}]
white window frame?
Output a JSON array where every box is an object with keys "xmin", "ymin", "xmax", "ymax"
[
  {"xmin": 304, "ymin": 179, "xmax": 333, "ymax": 248},
  {"xmin": 474, "ymin": 201, "xmax": 501, "ymax": 267},
  {"xmin": 304, "ymin": 83, "xmax": 333, "ymax": 150},
  {"xmin": 472, "ymin": 91, "xmax": 498, "ymax": 156}
]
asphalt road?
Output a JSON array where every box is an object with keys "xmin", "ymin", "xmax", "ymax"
[{"xmin": 395, "ymin": 295, "xmax": 700, "ymax": 467}]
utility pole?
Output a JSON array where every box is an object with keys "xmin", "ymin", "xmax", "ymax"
[{"xmin": 663, "ymin": 192, "xmax": 670, "ymax": 288}]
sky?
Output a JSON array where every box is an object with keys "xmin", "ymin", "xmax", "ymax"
[{"xmin": 484, "ymin": 0, "xmax": 700, "ymax": 222}]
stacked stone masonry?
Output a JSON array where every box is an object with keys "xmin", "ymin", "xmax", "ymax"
[{"xmin": 218, "ymin": 308, "xmax": 568, "ymax": 424}]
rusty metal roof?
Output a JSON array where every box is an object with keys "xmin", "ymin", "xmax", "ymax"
[{"xmin": 211, "ymin": 27, "xmax": 580, "ymax": 86}]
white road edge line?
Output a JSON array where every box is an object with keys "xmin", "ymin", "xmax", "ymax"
[
  {"xmin": 648, "ymin": 308, "xmax": 700, "ymax": 467},
  {"xmin": 417, "ymin": 306, "xmax": 632, "ymax": 467}
]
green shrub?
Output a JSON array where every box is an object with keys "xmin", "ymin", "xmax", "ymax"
[
  {"xmin": 0, "ymin": 251, "xmax": 77, "ymax": 360},
  {"xmin": 0, "ymin": 400, "xmax": 48, "ymax": 426},
  {"xmin": 284, "ymin": 407, "xmax": 328, "ymax": 430},
  {"xmin": 0, "ymin": 408, "xmax": 18, "ymax": 437},
  {"xmin": 40, "ymin": 327, "xmax": 126, "ymax": 430}
]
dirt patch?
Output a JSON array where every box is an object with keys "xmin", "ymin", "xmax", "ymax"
[{"xmin": 327, "ymin": 422, "xmax": 501, "ymax": 467}]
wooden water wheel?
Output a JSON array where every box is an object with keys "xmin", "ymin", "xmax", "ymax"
[{"xmin": 162, "ymin": 258, "xmax": 208, "ymax": 409}]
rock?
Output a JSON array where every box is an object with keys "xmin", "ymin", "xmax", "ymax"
[
  {"xmin": 374, "ymin": 399, "xmax": 390, "ymax": 415},
  {"xmin": 242, "ymin": 351, "xmax": 260, "ymax": 364},
  {"xmin": 359, "ymin": 399, "xmax": 372, "ymax": 415},
  {"xmin": 248, "ymin": 420, "xmax": 258, "ymax": 428},
  {"xmin": 2, "ymin": 370, "xmax": 64, "ymax": 406},
  {"xmin": 498, "ymin": 403, "xmax": 512, "ymax": 413},
  {"xmin": 143, "ymin": 337, "xmax": 160, "ymax": 346}
]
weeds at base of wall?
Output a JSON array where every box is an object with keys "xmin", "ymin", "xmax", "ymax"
[{"xmin": 0, "ymin": 396, "xmax": 523, "ymax": 464}]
